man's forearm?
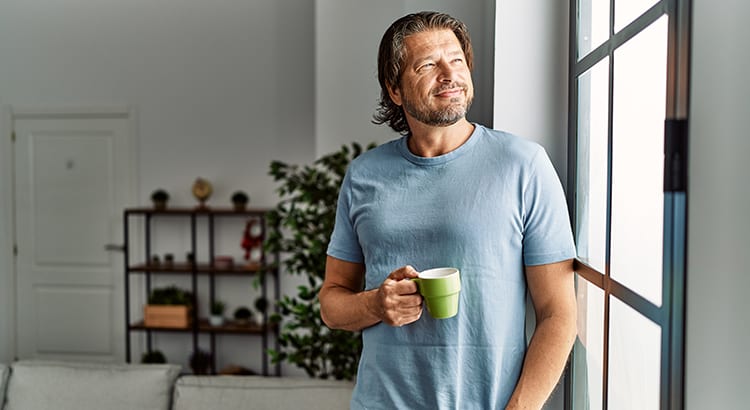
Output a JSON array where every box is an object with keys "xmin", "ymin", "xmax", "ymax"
[
  {"xmin": 320, "ymin": 286, "xmax": 382, "ymax": 331},
  {"xmin": 505, "ymin": 315, "xmax": 576, "ymax": 409}
]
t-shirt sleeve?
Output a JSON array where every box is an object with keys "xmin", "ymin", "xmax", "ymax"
[
  {"xmin": 522, "ymin": 146, "xmax": 577, "ymax": 266},
  {"xmin": 327, "ymin": 169, "xmax": 365, "ymax": 263}
]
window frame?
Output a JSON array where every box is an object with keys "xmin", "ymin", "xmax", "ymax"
[{"xmin": 565, "ymin": 0, "xmax": 691, "ymax": 408}]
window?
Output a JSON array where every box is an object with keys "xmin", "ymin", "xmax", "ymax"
[{"xmin": 567, "ymin": 0, "xmax": 689, "ymax": 408}]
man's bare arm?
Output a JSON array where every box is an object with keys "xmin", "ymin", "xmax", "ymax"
[
  {"xmin": 319, "ymin": 256, "xmax": 422, "ymax": 331},
  {"xmin": 506, "ymin": 259, "xmax": 577, "ymax": 410}
]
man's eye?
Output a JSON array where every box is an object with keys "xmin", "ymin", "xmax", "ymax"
[{"xmin": 418, "ymin": 63, "xmax": 435, "ymax": 71}]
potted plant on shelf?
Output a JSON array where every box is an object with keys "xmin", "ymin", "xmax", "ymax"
[
  {"xmin": 141, "ymin": 350, "xmax": 167, "ymax": 364},
  {"xmin": 233, "ymin": 306, "xmax": 252, "ymax": 326},
  {"xmin": 231, "ymin": 191, "xmax": 249, "ymax": 211},
  {"xmin": 254, "ymin": 296, "xmax": 268, "ymax": 323},
  {"xmin": 265, "ymin": 142, "xmax": 374, "ymax": 380},
  {"xmin": 144, "ymin": 286, "xmax": 193, "ymax": 329},
  {"xmin": 209, "ymin": 300, "xmax": 226, "ymax": 326},
  {"xmin": 150, "ymin": 189, "xmax": 169, "ymax": 210},
  {"xmin": 189, "ymin": 349, "xmax": 212, "ymax": 375}
]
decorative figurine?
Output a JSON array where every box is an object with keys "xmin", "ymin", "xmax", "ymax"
[
  {"xmin": 241, "ymin": 220, "xmax": 263, "ymax": 263},
  {"xmin": 192, "ymin": 178, "xmax": 213, "ymax": 209}
]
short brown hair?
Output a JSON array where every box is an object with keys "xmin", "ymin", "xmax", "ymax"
[{"xmin": 373, "ymin": 11, "xmax": 474, "ymax": 135}]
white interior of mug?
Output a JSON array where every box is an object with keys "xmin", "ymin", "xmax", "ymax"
[{"xmin": 419, "ymin": 267, "xmax": 459, "ymax": 279}]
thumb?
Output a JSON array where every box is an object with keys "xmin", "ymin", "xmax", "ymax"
[{"xmin": 389, "ymin": 265, "xmax": 419, "ymax": 281}]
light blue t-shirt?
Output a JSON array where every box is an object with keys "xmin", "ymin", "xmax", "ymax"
[{"xmin": 327, "ymin": 124, "xmax": 575, "ymax": 409}]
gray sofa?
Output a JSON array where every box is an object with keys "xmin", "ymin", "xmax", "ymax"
[{"xmin": 0, "ymin": 360, "xmax": 353, "ymax": 410}]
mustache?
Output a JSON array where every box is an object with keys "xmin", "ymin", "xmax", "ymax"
[{"xmin": 432, "ymin": 83, "xmax": 468, "ymax": 94}]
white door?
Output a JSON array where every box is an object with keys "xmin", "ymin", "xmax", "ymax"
[{"xmin": 14, "ymin": 109, "xmax": 134, "ymax": 362}]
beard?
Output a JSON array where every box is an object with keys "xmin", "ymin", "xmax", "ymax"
[{"xmin": 401, "ymin": 83, "xmax": 473, "ymax": 127}]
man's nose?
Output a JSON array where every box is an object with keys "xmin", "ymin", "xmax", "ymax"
[{"xmin": 437, "ymin": 61, "xmax": 457, "ymax": 82}]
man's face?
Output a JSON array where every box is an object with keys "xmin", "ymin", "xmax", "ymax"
[{"xmin": 389, "ymin": 29, "xmax": 474, "ymax": 128}]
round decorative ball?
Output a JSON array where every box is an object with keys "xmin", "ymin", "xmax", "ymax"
[{"xmin": 192, "ymin": 178, "xmax": 213, "ymax": 206}]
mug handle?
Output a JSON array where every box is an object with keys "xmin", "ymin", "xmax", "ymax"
[{"xmin": 409, "ymin": 277, "xmax": 422, "ymax": 293}]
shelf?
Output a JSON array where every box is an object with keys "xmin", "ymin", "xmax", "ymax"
[
  {"xmin": 124, "ymin": 206, "xmax": 280, "ymax": 375},
  {"xmin": 127, "ymin": 262, "xmax": 272, "ymax": 275},
  {"xmin": 125, "ymin": 206, "xmax": 272, "ymax": 216},
  {"xmin": 129, "ymin": 319, "xmax": 274, "ymax": 334}
]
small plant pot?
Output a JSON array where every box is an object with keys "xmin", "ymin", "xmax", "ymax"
[
  {"xmin": 189, "ymin": 350, "xmax": 212, "ymax": 375},
  {"xmin": 251, "ymin": 313, "xmax": 263, "ymax": 326},
  {"xmin": 151, "ymin": 189, "xmax": 170, "ymax": 210},
  {"xmin": 209, "ymin": 315, "xmax": 224, "ymax": 327},
  {"xmin": 143, "ymin": 305, "xmax": 191, "ymax": 328},
  {"xmin": 231, "ymin": 191, "xmax": 249, "ymax": 211}
]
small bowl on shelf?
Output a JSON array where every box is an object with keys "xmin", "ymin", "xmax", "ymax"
[{"xmin": 214, "ymin": 256, "xmax": 234, "ymax": 270}]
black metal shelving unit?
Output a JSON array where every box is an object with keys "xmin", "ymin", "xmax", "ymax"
[{"xmin": 123, "ymin": 206, "xmax": 280, "ymax": 376}]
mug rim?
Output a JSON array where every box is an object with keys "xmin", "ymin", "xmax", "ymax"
[{"xmin": 418, "ymin": 267, "xmax": 459, "ymax": 279}]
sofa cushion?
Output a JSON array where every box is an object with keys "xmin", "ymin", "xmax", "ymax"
[
  {"xmin": 0, "ymin": 363, "xmax": 8, "ymax": 409},
  {"xmin": 5, "ymin": 360, "xmax": 181, "ymax": 410},
  {"xmin": 173, "ymin": 375, "xmax": 354, "ymax": 410}
]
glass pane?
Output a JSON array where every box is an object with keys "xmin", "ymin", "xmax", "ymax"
[
  {"xmin": 608, "ymin": 297, "xmax": 662, "ymax": 410},
  {"xmin": 610, "ymin": 16, "xmax": 668, "ymax": 306},
  {"xmin": 572, "ymin": 277, "xmax": 604, "ymax": 410},
  {"xmin": 615, "ymin": 0, "xmax": 659, "ymax": 33},
  {"xmin": 577, "ymin": 0, "xmax": 610, "ymax": 59},
  {"xmin": 576, "ymin": 57, "xmax": 608, "ymax": 273}
]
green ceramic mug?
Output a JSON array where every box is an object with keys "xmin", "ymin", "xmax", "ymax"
[{"xmin": 413, "ymin": 267, "xmax": 461, "ymax": 319}]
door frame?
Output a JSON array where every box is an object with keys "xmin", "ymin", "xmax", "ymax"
[{"xmin": 0, "ymin": 105, "xmax": 139, "ymax": 361}]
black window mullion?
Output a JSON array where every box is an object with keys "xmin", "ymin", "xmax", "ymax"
[
  {"xmin": 601, "ymin": 0, "xmax": 615, "ymax": 406},
  {"xmin": 575, "ymin": 1, "xmax": 668, "ymax": 78}
]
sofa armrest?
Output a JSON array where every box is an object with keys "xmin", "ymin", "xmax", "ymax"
[{"xmin": 0, "ymin": 363, "xmax": 8, "ymax": 409}]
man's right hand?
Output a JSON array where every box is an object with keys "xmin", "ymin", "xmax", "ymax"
[
  {"xmin": 372, "ymin": 265, "xmax": 423, "ymax": 327},
  {"xmin": 320, "ymin": 257, "xmax": 423, "ymax": 331}
]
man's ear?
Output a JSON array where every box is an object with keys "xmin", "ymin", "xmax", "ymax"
[{"xmin": 387, "ymin": 83, "xmax": 403, "ymax": 106}]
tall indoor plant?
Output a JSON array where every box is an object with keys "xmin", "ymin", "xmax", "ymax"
[{"xmin": 265, "ymin": 142, "xmax": 375, "ymax": 380}]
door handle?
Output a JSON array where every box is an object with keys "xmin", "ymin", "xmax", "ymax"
[{"xmin": 105, "ymin": 244, "xmax": 126, "ymax": 252}]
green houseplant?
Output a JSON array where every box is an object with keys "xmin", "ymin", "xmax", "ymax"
[
  {"xmin": 209, "ymin": 300, "xmax": 226, "ymax": 326},
  {"xmin": 144, "ymin": 286, "xmax": 193, "ymax": 328},
  {"xmin": 189, "ymin": 349, "xmax": 212, "ymax": 375},
  {"xmin": 231, "ymin": 191, "xmax": 249, "ymax": 210},
  {"xmin": 265, "ymin": 142, "xmax": 375, "ymax": 380},
  {"xmin": 148, "ymin": 286, "xmax": 193, "ymax": 306},
  {"xmin": 233, "ymin": 306, "xmax": 252, "ymax": 325},
  {"xmin": 141, "ymin": 350, "xmax": 167, "ymax": 364},
  {"xmin": 150, "ymin": 189, "xmax": 169, "ymax": 210}
]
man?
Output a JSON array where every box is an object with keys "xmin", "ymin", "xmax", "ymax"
[{"xmin": 319, "ymin": 11, "xmax": 576, "ymax": 409}]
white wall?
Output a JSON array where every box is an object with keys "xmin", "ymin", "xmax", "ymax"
[
  {"xmin": 0, "ymin": 0, "xmax": 315, "ymax": 370},
  {"xmin": 494, "ymin": 0, "xmax": 570, "ymax": 186},
  {"xmin": 0, "ymin": 0, "xmax": 316, "ymax": 206},
  {"xmin": 685, "ymin": 0, "xmax": 750, "ymax": 407},
  {"xmin": 315, "ymin": 0, "xmax": 400, "ymax": 156}
]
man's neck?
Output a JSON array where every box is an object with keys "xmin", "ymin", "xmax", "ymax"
[{"xmin": 407, "ymin": 119, "xmax": 475, "ymax": 158}]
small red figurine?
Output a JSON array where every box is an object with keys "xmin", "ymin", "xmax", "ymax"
[{"xmin": 241, "ymin": 220, "xmax": 263, "ymax": 261}]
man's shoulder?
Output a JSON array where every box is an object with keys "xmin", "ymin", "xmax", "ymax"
[
  {"xmin": 475, "ymin": 125, "xmax": 545, "ymax": 160},
  {"xmin": 348, "ymin": 137, "xmax": 402, "ymax": 169}
]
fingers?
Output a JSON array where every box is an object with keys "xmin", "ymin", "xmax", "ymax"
[
  {"xmin": 388, "ymin": 265, "xmax": 420, "ymax": 281},
  {"xmin": 377, "ymin": 266, "xmax": 423, "ymax": 327}
]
